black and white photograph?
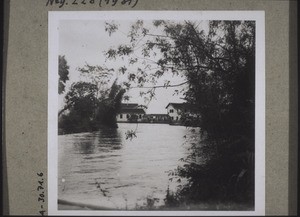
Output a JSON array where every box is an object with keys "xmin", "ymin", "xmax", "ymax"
[{"xmin": 48, "ymin": 11, "xmax": 265, "ymax": 215}]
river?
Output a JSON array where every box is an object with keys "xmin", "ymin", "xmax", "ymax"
[{"xmin": 58, "ymin": 123, "xmax": 201, "ymax": 210}]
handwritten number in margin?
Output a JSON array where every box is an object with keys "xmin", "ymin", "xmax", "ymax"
[
  {"xmin": 131, "ymin": 0, "xmax": 138, "ymax": 8},
  {"xmin": 112, "ymin": 0, "xmax": 118, "ymax": 6},
  {"xmin": 38, "ymin": 197, "xmax": 45, "ymax": 203},
  {"xmin": 37, "ymin": 186, "xmax": 44, "ymax": 191}
]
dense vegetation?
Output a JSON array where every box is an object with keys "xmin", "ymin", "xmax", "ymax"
[
  {"xmin": 58, "ymin": 19, "xmax": 256, "ymax": 209},
  {"xmin": 104, "ymin": 20, "xmax": 255, "ymax": 208},
  {"xmin": 58, "ymin": 60, "xmax": 125, "ymax": 134},
  {"xmin": 162, "ymin": 21, "xmax": 255, "ymax": 207},
  {"xmin": 58, "ymin": 55, "xmax": 70, "ymax": 95}
]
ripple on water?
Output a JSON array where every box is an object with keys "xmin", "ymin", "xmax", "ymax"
[{"xmin": 58, "ymin": 123, "xmax": 200, "ymax": 209}]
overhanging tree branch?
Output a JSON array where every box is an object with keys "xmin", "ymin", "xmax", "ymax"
[{"xmin": 129, "ymin": 81, "xmax": 188, "ymax": 89}]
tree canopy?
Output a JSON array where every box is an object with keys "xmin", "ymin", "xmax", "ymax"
[
  {"xmin": 58, "ymin": 56, "xmax": 126, "ymax": 133},
  {"xmin": 58, "ymin": 55, "xmax": 70, "ymax": 94},
  {"xmin": 59, "ymin": 19, "xmax": 256, "ymax": 207},
  {"xmin": 103, "ymin": 19, "xmax": 256, "ymax": 205},
  {"xmin": 104, "ymin": 20, "xmax": 255, "ymax": 142}
]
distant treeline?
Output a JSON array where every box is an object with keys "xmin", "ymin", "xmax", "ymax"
[
  {"xmin": 58, "ymin": 56, "xmax": 125, "ymax": 135},
  {"xmin": 58, "ymin": 19, "xmax": 256, "ymax": 209}
]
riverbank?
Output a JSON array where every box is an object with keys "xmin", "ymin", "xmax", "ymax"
[
  {"xmin": 58, "ymin": 199, "xmax": 114, "ymax": 210},
  {"xmin": 58, "ymin": 121, "xmax": 189, "ymax": 135},
  {"xmin": 58, "ymin": 198, "xmax": 253, "ymax": 211},
  {"xmin": 58, "ymin": 123, "xmax": 192, "ymax": 210}
]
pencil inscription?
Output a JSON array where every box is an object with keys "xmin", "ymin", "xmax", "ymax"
[
  {"xmin": 37, "ymin": 172, "xmax": 46, "ymax": 216},
  {"xmin": 45, "ymin": 0, "xmax": 139, "ymax": 8}
]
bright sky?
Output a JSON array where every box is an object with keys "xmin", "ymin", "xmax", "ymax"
[{"xmin": 59, "ymin": 19, "xmax": 189, "ymax": 114}]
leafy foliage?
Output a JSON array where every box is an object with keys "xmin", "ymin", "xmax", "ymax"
[
  {"xmin": 125, "ymin": 130, "xmax": 137, "ymax": 140},
  {"xmin": 58, "ymin": 55, "xmax": 70, "ymax": 94},
  {"xmin": 58, "ymin": 68, "xmax": 125, "ymax": 134},
  {"xmin": 59, "ymin": 82, "xmax": 98, "ymax": 134},
  {"xmin": 105, "ymin": 21, "xmax": 119, "ymax": 36},
  {"xmin": 103, "ymin": 20, "xmax": 255, "ymax": 207},
  {"xmin": 59, "ymin": 19, "xmax": 256, "ymax": 207}
]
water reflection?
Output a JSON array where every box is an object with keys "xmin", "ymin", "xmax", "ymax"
[
  {"xmin": 72, "ymin": 128, "xmax": 123, "ymax": 155},
  {"xmin": 58, "ymin": 123, "xmax": 196, "ymax": 210},
  {"xmin": 97, "ymin": 128, "xmax": 123, "ymax": 151},
  {"xmin": 74, "ymin": 139, "xmax": 96, "ymax": 155}
]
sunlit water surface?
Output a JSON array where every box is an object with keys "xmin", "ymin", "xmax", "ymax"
[{"xmin": 58, "ymin": 123, "xmax": 200, "ymax": 210}]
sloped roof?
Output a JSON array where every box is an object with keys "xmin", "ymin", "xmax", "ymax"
[
  {"xmin": 120, "ymin": 108, "xmax": 145, "ymax": 114},
  {"xmin": 165, "ymin": 103, "xmax": 188, "ymax": 110},
  {"xmin": 121, "ymin": 103, "xmax": 139, "ymax": 109},
  {"xmin": 119, "ymin": 103, "xmax": 145, "ymax": 114},
  {"xmin": 145, "ymin": 114, "xmax": 169, "ymax": 117}
]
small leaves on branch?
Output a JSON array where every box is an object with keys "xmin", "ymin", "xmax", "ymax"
[
  {"xmin": 125, "ymin": 130, "xmax": 137, "ymax": 140},
  {"xmin": 58, "ymin": 55, "xmax": 70, "ymax": 94},
  {"xmin": 105, "ymin": 21, "xmax": 119, "ymax": 36}
]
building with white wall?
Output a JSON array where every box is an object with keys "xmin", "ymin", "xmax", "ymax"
[
  {"xmin": 117, "ymin": 103, "xmax": 146, "ymax": 122},
  {"xmin": 165, "ymin": 103, "xmax": 188, "ymax": 122}
]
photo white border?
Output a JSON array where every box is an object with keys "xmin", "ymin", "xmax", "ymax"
[{"xmin": 48, "ymin": 11, "xmax": 265, "ymax": 216}]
